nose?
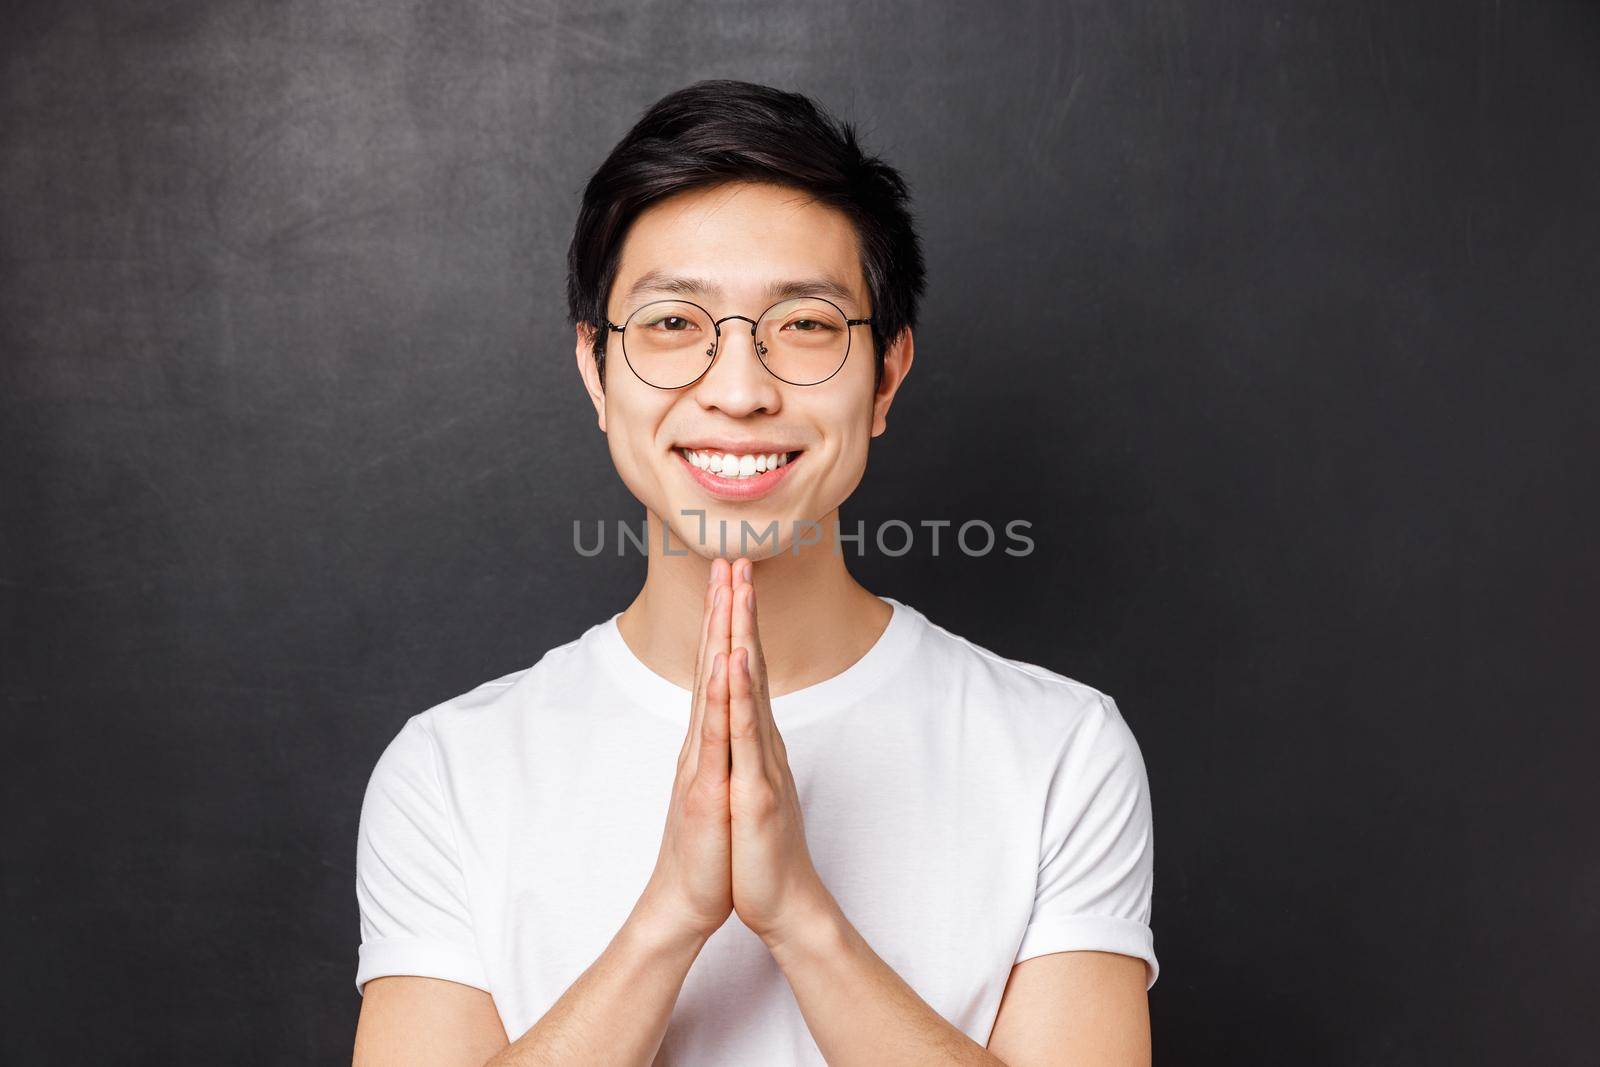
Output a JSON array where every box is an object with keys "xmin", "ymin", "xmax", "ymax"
[{"xmin": 694, "ymin": 323, "xmax": 782, "ymax": 416}]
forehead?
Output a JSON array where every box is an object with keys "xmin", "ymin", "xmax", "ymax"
[{"xmin": 610, "ymin": 181, "xmax": 868, "ymax": 312}]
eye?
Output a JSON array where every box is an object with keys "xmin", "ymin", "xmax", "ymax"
[
  {"xmin": 785, "ymin": 318, "xmax": 835, "ymax": 332},
  {"xmin": 638, "ymin": 314, "xmax": 698, "ymax": 333}
]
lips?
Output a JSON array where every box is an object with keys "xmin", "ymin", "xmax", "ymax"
[{"xmin": 675, "ymin": 446, "xmax": 802, "ymax": 502}]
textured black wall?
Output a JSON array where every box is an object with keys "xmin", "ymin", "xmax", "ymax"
[{"xmin": 3, "ymin": 2, "xmax": 1595, "ymax": 1063}]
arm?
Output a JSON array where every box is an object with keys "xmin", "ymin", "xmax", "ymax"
[
  {"xmin": 351, "ymin": 904, "xmax": 710, "ymax": 1067},
  {"xmin": 762, "ymin": 898, "xmax": 1006, "ymax": 1065},
  {"xmin": 761, "ymin": 901, "xmax": 1149, "ymax": 1067},
  {"xmin": 483, "ymin": 904, "xmax": 711, "ymax": 1066},
  {"xmin": 353, "ymin": 567, "xmax": 741, "ymax": 1066},
  {"xmin": 722, "ymin": 559, "xmax": 1154, "ymax": 1065},
  {"xmin": 986, "ymin": 951, "xmax": 1150, "ymax": 1066},
  {"xmin": 714, "ymin": 564, "xmax": 996, "ymax": 1064},
  {"xmin": 353, "ymin": 976, "xmax": 507, "ymax": 1067}
]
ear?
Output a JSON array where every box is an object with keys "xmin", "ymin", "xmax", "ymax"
[
  {"xmin": 869, "ymin": 327, "xmax": 915, "ymax": 438},
  {"xmin": 575, "ymin": 322, "xmax": 607, "ymax": 433}
]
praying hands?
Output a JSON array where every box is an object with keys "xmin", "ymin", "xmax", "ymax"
[{"xmin": 638, "ymin": 556, "xmax": 835, "ymax": 950}]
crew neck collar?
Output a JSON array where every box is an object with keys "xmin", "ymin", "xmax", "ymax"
[{"xmin": 593, "ymin": 596, "xmax": 922, "ymax": 728}]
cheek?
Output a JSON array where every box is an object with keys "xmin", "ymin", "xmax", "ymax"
[
  {"xmin": 839, "ymin": 375, "xmax": 880, "ymax": 446},
  {"xmin": 603, "ymin": 396, "xmax": 672, "ymax": 496},
  {"xmin": 807, "ymin": 398, "xmax": 876, "ymax": 499}
]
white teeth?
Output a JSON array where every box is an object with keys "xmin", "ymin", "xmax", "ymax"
[{"xmin": 681, "ymin": 449, "xmax": 796, "ymax": 479}]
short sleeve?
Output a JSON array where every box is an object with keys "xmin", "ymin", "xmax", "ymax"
[
  {"xmin": 354, "ymin": 713, "xmax": 491, "ymax": 995},
  {"xmin": 1014, "ymin": 693, "xmax": 1159, "ymax": 989}
]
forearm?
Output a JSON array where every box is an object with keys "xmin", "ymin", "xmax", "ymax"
[
  {"xmin": 765, "ymin": 899, "xmax": 1005, "ymax": 1067},
  {"xmin": 487, "ymin": 902, "xmax": 709, "ymax": 1067}
]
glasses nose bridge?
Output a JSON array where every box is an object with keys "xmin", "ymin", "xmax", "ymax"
[{"xmin": 707, "ymin": 312, "xmax": 766, "ymax": 362}]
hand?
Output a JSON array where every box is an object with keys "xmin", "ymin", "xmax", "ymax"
[
  {"xmin": 635, "ymin": 558, "xmax": 736, "ymax": 941},
  {"xmin": 716, "ymin": 557, "xmax": 836, "ymax": 946}
]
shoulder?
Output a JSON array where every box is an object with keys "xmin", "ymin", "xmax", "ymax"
[
  {"xmin": 901, "ymin": 601, "xmax": 1125, "ymax": 733},
  {"xmin": 893, "ymin": 602, "xmax": 1150, "ymax": 792},
  {"xmin": 367, "ymin": 621, "xmax": 603, "ymax": 780}
]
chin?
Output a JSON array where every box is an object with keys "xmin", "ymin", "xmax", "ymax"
[{"xmin": 663, "ymin": 501, "xmax": 794, "ymax": 558}]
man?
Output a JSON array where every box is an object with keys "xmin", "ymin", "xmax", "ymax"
[{"xmin": 352, "ymin": 80, "xmax": 1157, "ymax": 1066}]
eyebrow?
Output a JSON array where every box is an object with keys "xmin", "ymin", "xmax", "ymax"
[{"xmin": 623, "ymin": 270, "xmax": 862, "ymax": 311}]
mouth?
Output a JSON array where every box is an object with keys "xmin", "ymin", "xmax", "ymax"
[{"xmin": 674, "ymin": 446, "xmax": 804, "ymax": 502}]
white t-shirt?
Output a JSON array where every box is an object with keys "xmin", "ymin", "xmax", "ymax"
[{"xmin": 355, "ymin": 596, "xmax": 1157, "ymax": 1061}]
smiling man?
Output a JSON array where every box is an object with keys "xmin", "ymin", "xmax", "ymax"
[{"xmin": 352, "ymin": 80, "xmax": 1158, "ymax": 1066}]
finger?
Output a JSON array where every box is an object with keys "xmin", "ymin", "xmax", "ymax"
[
  {"xmin": 699, "ymin": 650, "xmax": 731, "ymax": 787},
  {"xmin": 689, "ymin": 571, "xmax": 717, "ymax": 716},
  {"xmin": 730, "ymin": 560, "xmax": 769, "ymax": 705},
  {"xmin": 693, "ymin": 562, "xmax": 730, "ymax": 706},
  {"xmin": 735, "ymin": 575, "xmax": 774, "ymax": 751},
  {"xmin": 695, "ymin": 578, "xmax": 733, "ymax": 754},
  {"xmin": 710, "ymin": 561, "xmax": 733, "ymax": 676},
  {"xmin": 681, "ymin": 565, "xmax": 722, "ymax": 765},
  {"xmin": 729, "ymin": 646, "xmax": 766, "ymax": 786},
  {"xmin": 741, "ymin": 572, "xmax": 789, "ymax": 769}
]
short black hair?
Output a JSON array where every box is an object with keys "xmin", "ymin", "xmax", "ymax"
[{"xmin": 566, "ymin": 79, "xmax": 925, "ymax": 389}]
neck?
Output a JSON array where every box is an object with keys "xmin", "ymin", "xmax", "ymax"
[{"xmin": 615, "ymin": 507, "xmax": 893, "ymax": 698}]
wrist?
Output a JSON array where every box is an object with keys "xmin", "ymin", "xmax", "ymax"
[
  {"xmin": 624, "ymin": 899, "xmax": 716, "ymax": 959},
  {"xmin": 759, "ymin": 893, "xmax": 848, "ymax": 963}
]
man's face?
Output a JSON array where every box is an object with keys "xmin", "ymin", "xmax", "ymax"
[{"xmin": 577, "ymin": 181, "xmax": 912, "ymax": 559}]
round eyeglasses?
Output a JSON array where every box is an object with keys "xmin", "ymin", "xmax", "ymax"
[{"xmin": 605, "ymin": 297, "xmax": 872, "ymax": 389}]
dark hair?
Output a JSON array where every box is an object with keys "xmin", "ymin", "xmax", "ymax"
[{"xmin": 566, "ymin": 80, "xmax": 925, "ymax": 389}]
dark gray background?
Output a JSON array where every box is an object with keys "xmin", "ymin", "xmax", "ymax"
[{"xmin": 4, "ymin": 1, "xmax": 1595, "ymax": 1063}]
